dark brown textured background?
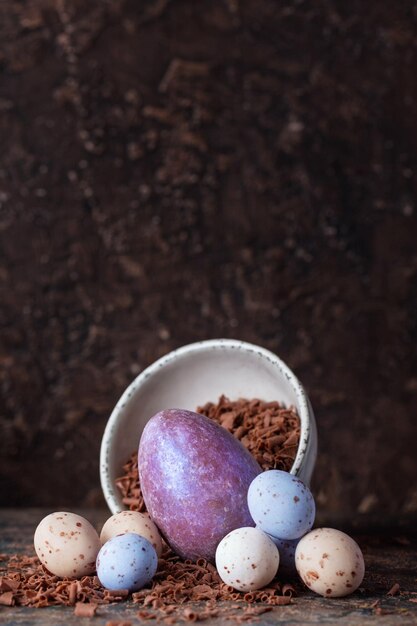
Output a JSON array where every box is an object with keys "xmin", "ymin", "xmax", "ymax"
[{"xmin": 0, "ymin": 0, "xmax": 416, "ymax": 523}]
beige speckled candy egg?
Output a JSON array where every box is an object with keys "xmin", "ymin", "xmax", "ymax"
[
  {"xmin": 295, "ymin": 528, "xmax": 365, "ymax": 597},
  {"xmin": 215, "ymin": 527, "xmax": 279, "ymax": 592},
  {"xmin": 100, "ymin": 511, "xmax": 162, "ymax": 556},
  {"xmin": 34, "ymin": 512, "xmax": 101, "ymax": 578}
]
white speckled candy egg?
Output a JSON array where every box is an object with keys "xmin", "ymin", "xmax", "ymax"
[
  {"xmin": 248, "ymin": 470, "xmax": 315, "ymax": 540},
  {"xmin": 295, "ymin": 528, "xmax": 365, "ymax": 597},
  {"xmin": 100, "ymin": 511, "xmax": 162, "ymax": 556},
  {"xmin": 96, "ymin": 532, "xmax": 158, "ymax": 591},
  {"xmin": 34, "ymin": 512, "xmax": 101, "ymax": 578},
  {"xmin": 215, "ymin": 527, "xmax": 279, "ymax": 592}
]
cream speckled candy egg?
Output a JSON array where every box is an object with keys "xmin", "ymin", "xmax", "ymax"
[
  {"xmin": 295, "ymin": 528, "xmax": 365, "ymax": 597},
  {"xmin": 100, "ymin": 511, "xmax": 162, "ymax": 556},
  {"xmin": 215, "ymin": 527, "xmax": 279, "ymax": 592},
  {"xmin": 34, "ymin": 512, "xmax": 101, "ymax": 578}
]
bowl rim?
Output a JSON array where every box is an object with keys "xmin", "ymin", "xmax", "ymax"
[{"xmin": 100, "ymin": 338, "xmax": 313, "ymax": 513}]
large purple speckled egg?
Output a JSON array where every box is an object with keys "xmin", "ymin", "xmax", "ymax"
[{"xmin": 138, "ymin": 409, "xmax": 261, "ymax": 561}]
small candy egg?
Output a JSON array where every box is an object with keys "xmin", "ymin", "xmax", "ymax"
[
  {"xmin": 295, "ymin": 528, "xmax": 365, "ymax": 597},
  {"xmin": 34, "ymin": 512, "xmax": 101, "ymax": 578},
  {"xmin": 96, "ymin": 532, "xmax": 158, "ymax": 592},
  {"xmin": 215, "ymin": 527, "xmax": 279, "ymax": 592},
  {"xmin": 100, "ymin": 511, "xmax": 163, "ymax": 556},
  {"xmin": 248, "ymin": 470, "xmax": 315, "ymax": 540},
  {"xmin": 267, "ymin": 533, "xmax": 300, "ymax": 576}
]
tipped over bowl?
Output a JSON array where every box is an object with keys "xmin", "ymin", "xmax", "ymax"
[{"xmin": 100, "ymin": 339, "xmax": 318, "ymax": 514}]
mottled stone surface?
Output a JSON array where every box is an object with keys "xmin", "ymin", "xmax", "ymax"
[
  {"xmin": 0, "ymin": 0, "xmax": 417, "ymax": 525},
  {"xmin": 139, "ymin": 409, "xmax": 261, "ymax": 561}
]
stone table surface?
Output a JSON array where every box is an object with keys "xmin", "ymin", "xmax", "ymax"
[{"xmin": 1, "ymin": 509, "xmax": 417, "ymax": 625}]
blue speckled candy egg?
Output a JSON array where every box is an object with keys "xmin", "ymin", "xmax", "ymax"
[
  {"xmin": 267, "ymin": 534, "xmax": 300, "ymax": 576},
  {"xmin": 96, "ymin": 532, "xmax": 157, "ymax": 591},
  {"xmin": 248, "ymin": 470, "xmax": 315, "ymax": 540}
]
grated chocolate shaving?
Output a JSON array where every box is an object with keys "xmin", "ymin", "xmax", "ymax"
[
  {"xmin": 0, "ymin": 590, "xmax": 15, "ymax": 606},
  {"xmin": 386, "ymin": 583, "xmax": 400, "ymax": 596},
  {"xmin": 116, "ymin": 396, "xmax": 301, "ymax": 512},
  {"xmin": 74, "ymin": 601, "xmax": 98, "ymax": 616}
]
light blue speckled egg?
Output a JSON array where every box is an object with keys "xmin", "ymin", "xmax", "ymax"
[
  {"xmin": 266, "ymin": 534, "xmax": 300, "ymax": 576},
  {"xmin": 96, "ymin": 532, "xmax": 157, "ymax": 591},
  {"xmin": 248, "ymin": 470, "xmax": 315, "ymax": 540}
]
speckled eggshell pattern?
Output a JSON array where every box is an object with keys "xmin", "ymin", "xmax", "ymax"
[
  {"xmin": 96, "ymin": 532, "xmax": 157, "ymax": 591},
  {"xmin": 34, "ymin": 512, "xmax": 101, "ymax": 578},
  {"xmin": 295, "ymin": 528, "xmax": 365, "ymax": 597},
  {"xmin": 266, "ymin": 533, "xmax": 300, "ymax": 576},
  {"xmin": 248, "ymin": 470, "xmax": 315, "ymax": 540},
  {"xmin": 215, "ymin": 527, "xmax": 279, "ymax": 592},
  {"xmin": 138, "ymin": 409, "xmax": 262, "ymax": 562},
  {"xmin": 100, "ymin": 511, "xmax": 162, "ymax": 556}
]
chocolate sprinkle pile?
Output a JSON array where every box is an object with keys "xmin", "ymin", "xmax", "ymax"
[
  {"xmin": 0, "ymin": 550, "xmax": 295, "ymax": 618},
  {"xmin": 198, "ymin": 396, "xmax": 301, "ymax": 472},
  {"xmin": 132, "ymin": 552, "xmax": 295, "ymax": 607},
  {"xmin": 116, "ymin": 396, "xmax": 301, "ymax": 512},
  {"xmin": 0, "ymin": 553, "xmax": 129, "ymax": 608}
]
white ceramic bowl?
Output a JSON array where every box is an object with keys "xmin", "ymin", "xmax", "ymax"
[{"xmin": 100, "ymin": 339, "xmax": 318, "ymax": 514}]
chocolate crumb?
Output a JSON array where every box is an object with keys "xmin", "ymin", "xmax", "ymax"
[
  {"xmin": 74, "ymin": 602, "xmax": 98, "ymax": 617},
  {"xmin": 183, "ymin": 607, "xmax": 198, "ymax": 621},
  {"xmin": 387, "ymin": 583, "xmax": 400, "ymax": 596},
  {"xmin": 281, "ymin": 584, "xmax": 295, "ymax": 597},
  {"xmin": 375, "ymin": 607, "xmax": 395, "ymax": 615},
  {"xmin": 0, "ymin": 591, "xmax": 15, "ymax": 606}
]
